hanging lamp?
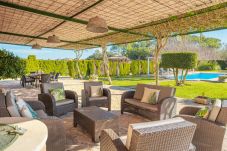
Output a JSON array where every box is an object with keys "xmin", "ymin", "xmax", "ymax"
[
  {"xmin": 86, "ymin": 16, "xmax": 108, "ymax": 33},
  {"xmin": 32, "ymin": 43, "xmax": 42, "ymax": 49},
  {"xmin": 47, "ymin": 35, "xmax": 61, "ymax": 43}
]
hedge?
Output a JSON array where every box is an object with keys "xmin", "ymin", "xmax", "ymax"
[
  {"xmin": 24, "ymin": 56, "xmax": 154, "ymax": 78},
  {"xmin": 161, "ymin": 52, "xmax": 197, "ymax": 69}
]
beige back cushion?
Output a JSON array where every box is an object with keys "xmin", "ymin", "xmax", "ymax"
[
  {"xmin": 125, "ymin": 117, "xmax": 185, "ymax": 150},
  {"xmin": 6, "ymin": 91, "xmax": 21, "ymax": 117},
  {"xmin": 215, "ymin": 100, "xmax": 227, "ymax": 125},
  {"xmin": 133, "ymin": 84, "xmax": 175, "ymax": 102},
  {"xmin": 90, "ymin": 86, "xmax": 103, "ymax": 97},
  {"xmin": 208, "ymin": 99, "xmax": 222, "ymax": 121},
  {"xmin": 16, "ymin": 98, "xmax": 33, "ymax": 118},
  {"xmin": 141, "ymin": 88, "xmax": 160, "ymax": 104}
]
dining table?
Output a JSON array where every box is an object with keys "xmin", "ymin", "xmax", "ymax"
[{"xmin": 29, "ymin": 73, "xmax": 41, "ymax": 88}]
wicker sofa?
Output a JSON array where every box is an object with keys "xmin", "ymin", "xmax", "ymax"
[
  {"xmin": 178, "ymin": 101, "xmax": 227, "ymax": 151},
  {"xmin": 100, "ymin": 117, "xmax": 196, "ymax": 151},
  {"xmin": 0, "ymin": 91, "xmax": 66, "ymax": 151},
  {"xmin": 38, "ymin": 82, "xmax": 78, "ymax": 116},
  {"xmin": 121, "ymin": 84, "xmax": 176, "ymax": 120},
  {"xmin": 81, "ymin": 81, "xmax": 111, "ymax": 111}
]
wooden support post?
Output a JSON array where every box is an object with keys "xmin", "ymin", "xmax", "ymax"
[{"xmin": 153, "ymin": 36, "xmax": 169, "ymax": 85}]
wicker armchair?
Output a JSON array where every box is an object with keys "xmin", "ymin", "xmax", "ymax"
[
  {"xmin": 178, "ymin": 101, "xmax": 227, "ymax": 151},
  {"xmin": 100, "ymin": 117, "xmax": 196, "ymax": 151},
  {"xmin": 81, "ymin": 81, "xmax": 111, "ymax": 111},
  {"xmin": 121, "ymin": 84, "xmax": 176, "ymax": 121},
  {"xmin": 38, "ymin": 82, "xmax": 78, "ymax": 116}
]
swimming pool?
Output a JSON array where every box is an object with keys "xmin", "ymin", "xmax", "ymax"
[{"xmin": 177, "ymin": 72, "xmax": 225, "ymax": 81}]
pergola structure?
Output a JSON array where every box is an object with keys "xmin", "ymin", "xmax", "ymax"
[{"xmin": 0, "ymin": 0, "xmax": 226, "ymax": 84}]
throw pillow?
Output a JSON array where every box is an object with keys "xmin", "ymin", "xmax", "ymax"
[
  {"xmin": 90, "ymin": 86, "xmax": 103, "ymax": 97},
  {"xmin": 49, "ymin": 88, "xmax": 65, "ymax": 101},
  {"xmin": 141, "ymin": 87, "xmax": 160, "ymax": 104},
  {"xmin": 196, "ymin": 107, "xmax": 210, "ymax": 119},
  {"xmin": 208, "ymin": 99, "xmax": 222, "ymax": 122},
  {"xmin": 16, "ymin": 99, "xmax": 37, "ymax": 119}
]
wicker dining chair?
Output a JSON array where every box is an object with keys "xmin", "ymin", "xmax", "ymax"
[
  {"xmin": 39, "ymin": 74, "xmax": 51, "ymax": 83},
  {"xmin": 100, "ymin": 117, "xmax": 196, "ymax": 151},
  {"xmin": 178, "ymin": 100, "xmax": 227, "ymax": 151}
]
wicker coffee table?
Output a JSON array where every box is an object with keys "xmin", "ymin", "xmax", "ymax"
[{"xmin": 74, "ymin": 106, "xmax": 119, "ymax": 142}]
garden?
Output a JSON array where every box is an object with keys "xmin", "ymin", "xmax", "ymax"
[{"xmin": 1, "ymin": 51, "xmax": 227, "ymax": 100}]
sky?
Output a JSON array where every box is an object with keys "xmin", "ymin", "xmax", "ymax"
[{"xmin": 0, "ymin": 29, "xmax": 226, "ymax": 60}]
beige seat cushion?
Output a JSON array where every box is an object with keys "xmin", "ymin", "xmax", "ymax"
[
  {"xmin": 90, "ymin": 86, "xmax": 103, "ymax": 97},
  {"xmin": 141, "ymin": 87, "xmax": 159, "ymax": 104},
  {"xmin": 56, "ymin": 99, "xmax": 74, "ymax": 106},
  {"xmin": 89, "ymin": 96, "xmax": 108, "ymax": 102},
  {"xmin": 125, "ymin": 117, "xmax": 185, "ymax": 150},
  {"xmin": 208, "ymin": 99, "xmax": 222, "ymax": 121},
  {"xmin": 125, "ymin": 99, "xmax": 158, "ymax": 112}
]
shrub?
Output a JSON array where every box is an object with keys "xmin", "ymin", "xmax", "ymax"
[
  {"xmin": 67, "ymin": 61, "xmax": 76, "ymax": 78},
  {"xmin": 217, "ymin": 60, "xmax": 227, "ymax": 70},
  {"xmin": 198, "ymin": 61, "xmax": 221, "ymax": 71},
  {"xmin": 162, "ymin": 52, "xmax": 197, "ymax": 85},
  {"xmin": 140, "ymin": 60, "xmax": 148, "ymax": 74},
  {"xmin": 130, "ymin": 60, "xmax": 140, "ymax": 75},
  {"xmin": 25, "ymin": 55, "xmax": 39, "ymax": 73},
  {"xmin": 0, "ymin": 49, "xmax": 25, "ymax": 79}
]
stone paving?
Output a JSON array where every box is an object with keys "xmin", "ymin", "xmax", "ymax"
[{"xmin": 0, "ymin": 78, "xmax": 202, "ymax": 151}]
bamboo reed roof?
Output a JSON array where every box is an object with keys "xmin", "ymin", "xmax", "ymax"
[{"xmin": 0, "ymin": 0, "xmax": 226, "ymax": 50}]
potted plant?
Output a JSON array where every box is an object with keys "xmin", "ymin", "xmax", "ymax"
[{"xmin": 194, "ymin": 92, "xmax": 210, "ymax": 105}]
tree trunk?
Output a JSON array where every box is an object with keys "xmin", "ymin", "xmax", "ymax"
[
  {"xmin": 155, "ymin": 55, "xmax": 159, "ymax": 85},
  {"xmin": 153, "ymin": 43, "xmax": 160, "ymax": 85},
  {"xmin": 175, "ymin": 68, "xmax": 179, "ymax": 85},
  {"xmin": 76, "ymin": 60, "xmax": 82, "ymax": 79},
  {"xmin": 182, "ymin": 69, "xmax": 188, "ymax": 84},
  {"xmin": 153, "ymin": 36, "xmax": 169, "ymax": 85},
  {"xmin": 102, "ymin": 45, "xmax": 112, "ymax": 85}
]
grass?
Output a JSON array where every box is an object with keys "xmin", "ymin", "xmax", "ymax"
[{"xmin": 101, "ymin": 76, "xmax": 227, "ymax": 99}]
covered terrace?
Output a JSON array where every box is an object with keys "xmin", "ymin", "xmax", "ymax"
[{"xmin": 0, "ymin": 0, "xmax": 226, "ymax": 151}]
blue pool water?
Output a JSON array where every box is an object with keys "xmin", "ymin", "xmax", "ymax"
[{"xmin": 177, "ymin": 72, "xmax": 224, "ymax": 81}]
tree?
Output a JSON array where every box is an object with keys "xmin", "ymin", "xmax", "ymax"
[
  {"xmin": 25, "ymin": 55, "xmax": 39, "ymax": 73},
  {"xmin": 110, "ymin": 41, "xmax": 154, "ymax": 75},
  {"xmin": 101, "ymin": 45, "xmax": 112, "ymax": 85},
  {"xmin": 74, "ymin": 50, "xmax": 83, "ymax": 79},
  {"xmin": 110, "ymin": 41, "xmax": 154, "ymax": 60},
  {"xmin": 189, "ymin": 35, "xmax": 222, "ymax": 49},
  {"xmin": 163, "ymin": 36, "xmax": 222, "ymax": 61},
  {"xmin": 0, "ymin": 49, "xmax": 25, "ymax": 79},
  {"xmin": 87, "ymin": 49, "xmax": 115, "ymax": 60},
  {"xmin": 161, "ymin": 52, "xmax": 198, "ymax": 85}
]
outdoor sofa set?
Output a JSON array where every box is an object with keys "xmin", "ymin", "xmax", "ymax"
[{"xmin": 0, "ymin": 81, "xmax": 226, "ymax": 151}]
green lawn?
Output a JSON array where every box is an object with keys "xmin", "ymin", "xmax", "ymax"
[{"xmin": 102, "ymin": 76, "xmax": 227, "ymax": 99}]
